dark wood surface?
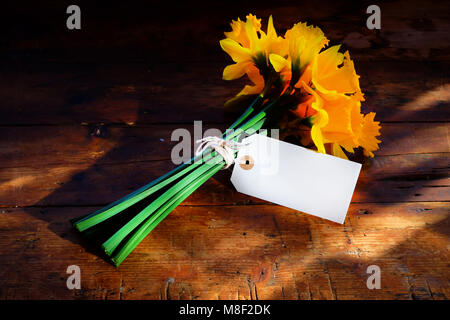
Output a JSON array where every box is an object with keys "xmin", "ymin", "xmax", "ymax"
[{"xmin": 0, "ymin": 0, "xmax": 449, "ymax": 299}]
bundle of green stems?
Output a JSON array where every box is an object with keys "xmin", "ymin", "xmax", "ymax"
[{"xmin": 72, "ymin": 90, "xmax": 292, "ymax": 266}]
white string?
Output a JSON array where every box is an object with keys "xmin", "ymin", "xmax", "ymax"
[{"xmin": 195, "ymin": 136, "xmax": 249, "ymax": 169}]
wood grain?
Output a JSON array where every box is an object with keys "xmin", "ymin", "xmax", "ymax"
[
  {"xmin": 0, "ymin": 122, "xmax": 448, "ymax": 207},
  {"xmin": 3, "ymin": 1, "xmax": 450, "ymax": 62},
  {"xmin": 0, "ymin": 61, "xmax": 449, "ymax": 125},
  {"xmin": 0, "ymin": 123, "xmax": 448, "ymax": 167},
  {"xmin": 0, "ymin": 152, "xmax": 448, "ymax": 207},
  {"xmin": 0, "ymin": 203, "xmax": 448, "ymax": 300}
]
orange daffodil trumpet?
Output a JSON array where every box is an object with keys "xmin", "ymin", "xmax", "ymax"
[
  {"xmin": 303, "ymin": 45, "xmax": 380, "ymax": 158},
  {"xmin": 221, "ymin": 14, "xmax": 381, "ymax": 159}
]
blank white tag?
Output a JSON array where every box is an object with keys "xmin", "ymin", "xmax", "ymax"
[{"xmin": 231, "ymin": 134, "xmax": 361, "ymax": 224}]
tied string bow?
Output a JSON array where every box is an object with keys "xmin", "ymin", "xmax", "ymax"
[{"xmin": 195, "ymin": 136, "xmax": 249, "ymax": 169}]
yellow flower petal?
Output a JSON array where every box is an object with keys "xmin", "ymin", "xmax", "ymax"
[
  {"xmin": 224, "ymin": 18, "xmax": 249, "ymax": 47},
  {"xmin": 321, "ymin": 95, "xmax": 354, "ymax": 142},
  {"xmin": 311, "ymin": 111, "xmax": 328, "ymax": 154},
  {"xmin": 312, "ymin": 46, "xmax": 363, "ymax": 99},
  {"xmin": 267, "ymin": 15, "xmax": 277, "ymax": 38},
  {"xmin": 260, "ymin": 15, "xmax": 288, "ymax": 59},
  {"xmin": 301, "ymin": 82, "xmax": 328, "ymax": 153},
  {"xmin": 224, "ymin": 14, "xmax": 262, "ymax": 48},
  {"xmin": 269, "ymin": 53, "xmax": 289, "ymax": 72},
  {"xmin": 244, "ymin": 18, "xmax": 261, "ymax": 52},
  {"xmin": 360, "ymin": 112, "xmax": 381, "ymax": 157},
  {"xmin": 220, "ymin": 38, "xmax": 252, "ymax": 63},
  {"xmin": 332, "ymin": 143, "xmax": 348, "ymax": 159},
  {"xmin": 237, "ymin": 65, "xmax": 264, "ymax": 95},
  {"xmin": 286, "ymin": 22, "xmax": 328, "ymax": 72},
  {"xmin": 323, "ymin": 97, "xmax": 363, "ymax": 154},
  {"xmin": 246, "ymin": 14, "xmax": 261, "ymax": 31},
  {"xmin": 314, "ymin": 45, "xmax": 343, "ymax": 75},
  {"xmin": 223, "ymin": 61, "xmax": 252, "ymax": 80}
]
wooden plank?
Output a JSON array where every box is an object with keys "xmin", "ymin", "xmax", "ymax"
[
  {"xmin": 3, "ymin": 1, "xmax": 450, "ymax": 62},
  {"xmin": 0, "ymin": 123, "xmax": 448, "ymax": 206},
  {"xmin": 0, "ymin": 123, "xmax": 448, "ymax": 169},
  {"xmin": 0, "ymin": 202, "xmax": 448, "ymax": 299},
  {"xmin": 0, "ymin": 152, "xmax": 448, "ymax": 207},
  {"xmin": 1, "ymin": 61, "xmax": 449, "ymax": 125}
]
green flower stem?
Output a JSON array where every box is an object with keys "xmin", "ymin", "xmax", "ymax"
[
  {"xmin": 227, "ymin": 94, "xmax": 263, "ymax": 130},
  {"xmin": 73, "ymin": 92, "xmax": 287, "ymax": 266},
  {"xmin": 109, "ymin": 113, "xmax": 270, "ymax": 264},
  {"xmin": 103, "ymin": 113, "xmax": 268, "ymax": 255},
  {"xmin": 111, "ymin": 161, "xmax": 223, "ymax": 266},
  {"xmin": 73, "ymin": 161, "xmax": 190, "ymax": 225},
  {"xmin": 102, "ymin": 151, "xmax": 225, "ymax": 254},
  {"xmin": 75, "ymin": 161, "xmax": 201, "ymax": 231},
  {"xmin": 73, "ymin": 95, "xmax": 264, "ymax": 231}
]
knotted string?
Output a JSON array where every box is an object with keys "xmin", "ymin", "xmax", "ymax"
[{"xmin": 195, "ymin": 136, "xmax": 249, "ymax": 169}]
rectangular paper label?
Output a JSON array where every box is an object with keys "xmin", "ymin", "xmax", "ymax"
[{"xmin": 230, "ymin": 134, "xmax": 361, "ymax": 224}]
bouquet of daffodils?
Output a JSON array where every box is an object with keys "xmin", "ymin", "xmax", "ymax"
[{"xmin": 72, "ymin": 14, "xmax": 381, "ymax": 266}]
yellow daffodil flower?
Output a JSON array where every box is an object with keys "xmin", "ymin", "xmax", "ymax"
[
  {"xmin": 220, "ymin": 14, "xmax": 286, "ymax": 95},
  {"xmin": 302, "ymin": 52, "xmax": 380, "ymax": 158},
  {"xmin": 301, "ymin": 88, "xmax": 381, "ymax": 159},
  {"xmin": 221, "ymin": 14, "xmax": 381, "ymax": 159},
  {"xmin": 269, "ymin": 22, "xmax": 328, "ymax": 85},
  {"xmin": 297, "ymin": 45, "xmax": 381, "ymax": 158},
  {"xmin": 311, "ymin": 45, "xmax": 364, "ymax": 101},
  {"xmin": 224, "ymin": 14, "xmax": 261, "ymax": 48}
]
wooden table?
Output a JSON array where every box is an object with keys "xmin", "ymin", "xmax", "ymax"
[{"xmin": 0, "ymin": 0, "xmax": 448, "ymax": 299}]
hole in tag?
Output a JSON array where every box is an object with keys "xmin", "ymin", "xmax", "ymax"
[{"xmin": 239, "ymin": 155, "xmax": 254, "ymax": 170}]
